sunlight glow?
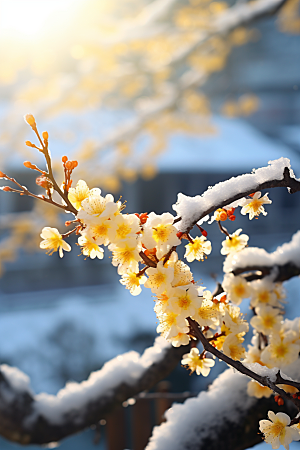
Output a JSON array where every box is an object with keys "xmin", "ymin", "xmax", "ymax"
[{"xmin": 0, "ymin": 0, "xmax": 78, "ymax": 39}]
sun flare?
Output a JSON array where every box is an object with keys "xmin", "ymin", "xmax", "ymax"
[{"xmin": 0, "ymin": 0, "xmax": 79, "ymax": 39}]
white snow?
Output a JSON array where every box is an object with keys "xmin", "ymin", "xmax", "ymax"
[
  {"xmin": 31, "ymin": 337, "xmax": 169, "ymax": 424},
  {"xmin": 145, "ymin": 368, "xmax": 254, "ymax": 450},
  {"xmin": 0, "ymin": 364, "xmax": 33, "ymax": 395},
  {"xmin": 243, "ymin": 362, "xmax": 278, "ymax": 383},
  {"xmin": 172, "ymin": 157, "xmax": 293, "ymax": 231},
  {"xmin": 224, "ymin": 230, "xmax": 300, "ymax": 273}
]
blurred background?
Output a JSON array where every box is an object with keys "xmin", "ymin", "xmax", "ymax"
[{"xmin": 0, "ymin": 0, "xmax": 300, "ymax": 448}]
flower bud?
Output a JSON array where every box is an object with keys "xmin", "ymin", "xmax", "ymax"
[
  {"xmin": 36, "ymin": 176, "xmax": 52, "ymax": 190},
  {"xmin": 62, "ymin": 156, "xmax": 68, "ymax": 163},
  {"xmin": 42, "ymin": 131, "xmax": 49, "ymax": 141},
  {"xmin": 0, "ymin": 171, "xmax": 5, "ymax": 177},
  {"xmin": 24, "ymin": 114, "xmax": 36, "ymax": 126},
  {"xmin": 72, "ymin": 160, "xmax": 78, "ymax": 168},
  {"xmin": 65, "ymin": 161, "xmax": 73, "ymax": 170},
  {"xmin": 2, "ymin": 186, "xmax": 11, "ymax": 191},
  {"xmin": 25, "ymin": 140, "xmax": 35, "ymax": 147},
  {"xmin": 23, "ymin": 161, "xmax": 33, "ymax": 168}
]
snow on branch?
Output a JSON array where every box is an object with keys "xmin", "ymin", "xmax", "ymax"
[
  {"xmin": 0, "ymin": 338, "xmax": 186, "ymax": 445},
  {"xmin": 224, "ymin": 230, "xmax": 300, "ymax": 282},
  {"xmin": 145, "ymin": 368, "xmax": 296, "ymax": 450},
  {"xmin": 173, "ymin": 157, "xmax": 300, "ymax": 232}
]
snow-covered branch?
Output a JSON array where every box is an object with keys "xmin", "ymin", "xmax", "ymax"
[
  {"xmin": 224, "ymin": 230, "xmax": 300, "ymax": 282},
  {"xmin": 145, "ymin": 368, "xmax": 296, "ymax": 450},
  {"xmin": 173, "ymin": 158, "xmax": 300, "ymax": 232},
  {"xmin": 0, "ymin": 338, "xmax": 186, "ymax": 445}
]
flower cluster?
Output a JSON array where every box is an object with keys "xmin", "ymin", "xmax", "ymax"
[{"xmin": 3, "ymin": 117, "xmax": 300, "ymax": 449}]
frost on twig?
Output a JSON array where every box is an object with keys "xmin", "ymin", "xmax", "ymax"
[
  {"xmin": 0, "ymin": 338, "xmax": 186, "ymax": 445},
  {"xmin": 145, "ymin": 368, "xmax": 296, "ymax": 450}
]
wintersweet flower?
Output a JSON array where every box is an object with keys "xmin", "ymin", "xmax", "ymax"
[
  {"xmin": 171, "ymin": 332, "xmax": 190, "ymax": 347},
  {"xmin": 40, "ymin": 227, "xmax": 71, "ymax": 258},
  {"xmin": 169, "ymin": 285, "xmax": 200, "ymax": 318},
  {"xmin": 250, "ymin": 279, "xmax": 279, "ymax": 308},
  {"xmin": 259, "ymin": 411, "xmax": 300, "ymax": 450},
  {"xmin": 156, "ymin": 310, "xmax": 189, "ymax": 340},
  {"xmin": 181, "ymin": 348, "xmax": 215, "ymax": 376},
  {"xmin": 120, "ymin": 271, "xmax": 147, "ymax": 296},
  {"xmin": 68, "ymin": 180, "xmax": 90, "ymax": 210},
  {"xmin": 142, "ymin": 212, "xmax": 180, "ymax": 259},
  {"xmin": 250, "ymin": 305, "xmax": 282, "ymax": 336},
  {"xmin": 184, "ymin": 236, "xmax": 212, "ymax": 262},
  {"xmin": 191, "ymin": 296, "xmax": 220, "ymax": 328},
  {"xmin": 154, "ymin": 292, "xmax": 171, "ymax": 314},
  {"xmin": 222, "ymin": 273, "xmax": 251, "ymax": 305},
  {"xmin": 244, "ymin": 345, "xmax": 266, "ymax": 366},
  {"xmin": 144, "ymin": 261, "xmax": 174, "ymax": 294},
  {"xmin": 86, "ymin": 217, "xmax": 117, "ymax": 246},
  {"xmin": 79, "ymin": 188, "xmax": 119, "ymax": 221},
  {"xmin": 220, "ymin": 229, "xmax": 249, "ymax": 255},
  {"xmin": 222, "ymin": 304, "xmax": 249, "ymax": 335},
  {"xmin": 170, "ymin": 260, "xmax": 193, "ymax": 288},
  {"xmin": 77, "ymin": 233, "xmax": 104, "ymax": 259},
  {"xmin": 247, "ymin": 380, "xmax": 273, "ymax": 399},
  {"xmin": 261, "ymin": 332, "xmax": 300, "ymax": 368},
  {"xmin": 108, "ymin": 213, "xmax": 140, "ymax": 242},
  {"xmin": 241, "ymin": 191, "xmax": 272, "ymax": 220},
  {"xmin": 222, "ymin": 333, "xmax": 246, "ymax": 360},
  {"xmin": 109, "ymin": 238, "xmax": 141, "ymax": 275}
]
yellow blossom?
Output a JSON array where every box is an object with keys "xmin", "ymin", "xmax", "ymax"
[
  {"xmin": 40, "ymin": 227, "xmax": 71, "ymax": 258},
  {"xmin": 250, "ymin": 305, "xmax": 282, "ymax": 336},
  {"xmin": 222, "ymin": 273, "xmax": 251, "ymax": 305},
  {"xmin": 184, "ymin": 236, "xmax": 212, "ymax": 262},
  {"xmin": 241, "ymin": 191, "xmax": 272, "ymax": 220},
  {"xmin": 169, "ymin": 285, "xmax": 200, "ymax": 318},
  {"xmin": 109, "ymin": 238, "xmax": 141, "ymax": 275},
  {"xmin": 259, "ymin": 411, "xmax": 300, "ymax": 449},
  {"xmin": 261, "ymin": 333, "xmax": 300, "ymax": 368},
  {"xmin": 247, "ymin": 380, "xmax": 273, "ymax": 399},
  {"xmin": 181, "ymin": 348, "xmax": 215, "ymax": 376},
  {"xmin": 145, "ymin": 261, "xmax": 174, "ymax": 294},
  {"xmin": 221, "ymin": 229, "xmax": 249, "ymax": 255},
  {"xmin": 77, "ymin": 233, "xmax": 104, "ymax": 259},
  {"xmin": 68, "ymin": 180, "xmax": 90, "ymax": 210},
  {"xmin": 222, "ymin": 333, "xmax": 246, "ymax": 360},
  {"xmin": 120, "ymin": 271, "xmax": 147, "ymax": 296}
]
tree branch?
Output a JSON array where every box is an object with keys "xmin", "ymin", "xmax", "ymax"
[
  {"xmin": 145, "ymin": 368, "xmax": 296, "ymax": 450},
  {"xmin": 0, "ymin": 338, "xmax": 187, "ymax": 445},
  {"xmin": 223, "ymin": 229, "xmax": 300, "ymax": 281},
  {"xmin": 173, "ymin": 162, "xmax": 300, "ymax": 233},
  {"xmin": 188, "ymin": 318, "xmax": 300, "ymax": 409}
]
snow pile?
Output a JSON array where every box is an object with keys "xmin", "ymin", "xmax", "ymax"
[
  {"xmin": 32, "ymin": 337, "xmax": 169, "ymax": 424},
  {"xmin": 224, "ymin": 230, "xmax": 300, "ymax": 273},
  {"xmin": 172, "ymin": 157, "xmax": 293, "ymax": 231},
  {"xmin": 145, "ymin": 368, "xmax": 254, "ymax": 450},
  {"xmin": 0, "ymin": 364, "xmax": 33, "ymax": 395}
]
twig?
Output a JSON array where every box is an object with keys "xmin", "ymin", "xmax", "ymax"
[{"xmin": 187, "ymin": 318, "xmax": 300, "ymax": 410}]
